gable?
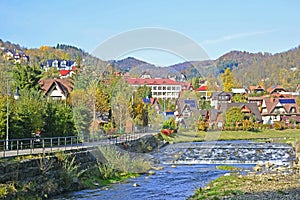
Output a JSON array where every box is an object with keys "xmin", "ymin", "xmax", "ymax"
[{"xmin": 241, "ymin": 105, "xmax": 251, "ymax": 113}]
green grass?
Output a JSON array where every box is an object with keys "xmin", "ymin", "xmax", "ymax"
[
  {"xmin": 81, "ymin": 171, "xmax": 140, "ymax": 189},
  {"xmin": 189, "ymin": 174, "xmax": 244, "ymax": 200},
  {"xmin": 216, "ymin": 165, "xmax": 241, "ymax": 171},
  {"xmin": 174, "ymin": 129, "xmax": 300, "ymax": 144}
]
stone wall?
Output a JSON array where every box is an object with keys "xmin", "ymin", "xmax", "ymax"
[
  {"xmin": 0, "ymin": 133, "xmax": 163, "ymax": 199},
  {"xmin": 0, "ymin": 147, "xmax": 100, "ymax": 199}
]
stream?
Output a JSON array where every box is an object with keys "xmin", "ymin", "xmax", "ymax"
[{"xmin": 56, "ymin": 140, "xmax": 295, "ymax": 200}]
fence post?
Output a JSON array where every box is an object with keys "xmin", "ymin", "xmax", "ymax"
[
  {"xmin": 3, "ymin": 141, "xmax": 6, "ymax": 158},
  {"xmin": 71, "ymin": 137, "xmax": 73, "ymax": 150},
  {"xmin": 30, "ymin": 139, "xmax": 33, "ymax": 155},
  {"xmin": 50, "ymin": 138, "xmax": 53, "ymax": 153},
  {"xmin": 76, "ymin": 136, "xmax": 79, "ymax": 149},
  {"xmin": 17, "ymin": 140, "xmax": 19, "ymax": 156},
  {"xmin": 64, "ymin": 137, "xmax": 67, "ymax": 151},
  {"xmin": 42, "ymin": 139, "xmax": 45, "ymax": 154}
]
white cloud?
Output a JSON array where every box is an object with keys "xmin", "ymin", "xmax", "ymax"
[{"xmin": 201, "ymin": 30, "xmax": 276, "ymax": 45}]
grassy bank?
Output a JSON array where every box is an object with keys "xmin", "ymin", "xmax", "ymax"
[
  {"xmin": 173, "ymin": 129, "xmax": 300, "ymax": 144},
  {"xmin": 189, "ymin": 171, "xmax": 300, "ymax": 200}
]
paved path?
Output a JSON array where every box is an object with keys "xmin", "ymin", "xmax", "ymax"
[{"xmin": 0, "ymin": 132, "xmax": 157, "ymax": 158}]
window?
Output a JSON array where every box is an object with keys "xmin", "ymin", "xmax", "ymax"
[
  {"xmin": 53, "ymin": 61, "xmax": 58, "ymax": 67},
  {"xmin": 52, "ymin": 96, "xmax": 62, "ymax": 100},
  {"xmin": 290, "ymin": 107, "xmax": 296, "ymax": 113}
]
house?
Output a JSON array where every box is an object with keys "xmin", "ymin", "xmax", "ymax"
[
  {"xmin": 2, "ymin": 49, "xmax": 29, "ymax": 63},
  {"xmin": 126, "ymin": 78, "xmax": 182, "ymax": 100},
  {"xmin": 175, "ymin": 98, "xmax": 200, "ymax": 128},
  {"xmin": 249, "ymin": 85, "xmax": 265, "ymax": 94},
  {"xmin": 176, "ymin": 98, "xmax": 199, "ymax": 118},
  {"xmin": 140, "ymin": 71, "xmax": 152, "ymax": 79},
  {"xmin": 267, "ymin": 85, "xmax": 286, "ymax": 94},
  {"xmin": 195, "ymin": 85, "xmax": 210, "ymax": 100},
  {"xmin": 218, "ymin": 102, "xmax": 262, "ymax": 124},
  {"xmin": 231, "ymin": 88, "xmax": 248, "ymax": 95},
  {"xmin": 261, "ymin": 97, "xmax": 300, "ymax": 124},
  {"xmin": 180, "ymin": 82, "xmax": 193, "ymax": 91},
  {"xmin": 41, "ymin": 59, "xmax": 78, "ymax": 78},
  {"xmin": 210, "ymin": 91, "xmax": 232, "ymax": 109},
  {"xmin": 41, "ymin": 59, "xmax": 77, "ymax": 71},
  {"xmin": 39, "ymin": 78, "xmax": 73, "ymax": 100},
  {"xmin": 248, "ymin": 96, "xmax": 264, "ymax": 109},
  {"xmin": 59, "ymin": 66, "xmax": 78, "ymax": 78}
]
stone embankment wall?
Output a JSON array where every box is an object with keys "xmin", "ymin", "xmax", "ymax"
[{"xmin": 0, "ymin": 134, "xmax": 162, "ymax": 199}]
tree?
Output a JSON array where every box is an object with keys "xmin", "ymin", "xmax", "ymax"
[
  {"xmin": 199, "ymin": 98, "xmax": 212, "ymax": 110},
  {"xmin": 13, "ymin": 64, "xmax": 42, "ymax": 91},
  {"xmin": 232, "ymin": 94, "xmax": 247, "ymax": 103},
  {"xmin": 191, "ymin": 77, "xmax": 200, "ymax": 89},
  {"xmin": 10, "ymin": 90, "xmax": 46, "ymax": 138},
  {"xmin": 225, "ymin": 107, "xmax": 244, "ymax": 126},
  {"xmin": 148, "ymin": 105, "xmax": 164, "ymax": 130},
  {"xmin": 221, "ymin": 68, "xmax": 235, "ymax": 92},
  {"xmin": 43, "ymin": 100, "xmax": 75, "ymax": 137},
  {"xmin": 0, "ymin": 95, "xmax": 7, "ymax": 139},
  {"xmin": 41, "ymin": 67, "xmax": 60, "ymax": 79},
  {"xmin": 72, "ymin": 104, "xmax": 92, "ymax": 139},
  {"xmin": 111, "ymin": 79, "xmax": 133, "ymax": 132},
  {"xmin": 132, "ymin": 86, "xmax": 152, "ymax": 126}
]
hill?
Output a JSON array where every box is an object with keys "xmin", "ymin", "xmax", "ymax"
[
  {"xmin": 1, "ymin": 38, "xmax": 300, "ymax": 90},
  {"xmin": 109, "ymin": 46, "xmax": 300, "ymax": 90}
]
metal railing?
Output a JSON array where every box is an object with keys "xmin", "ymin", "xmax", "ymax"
[{"xmin": 0, "ymin": 130, "xmax": 156, "ymax": 158}]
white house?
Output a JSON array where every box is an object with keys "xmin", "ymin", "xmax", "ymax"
[{"xmin": 126, "ymin": 78, "xmax": 182, "ymax": 100}]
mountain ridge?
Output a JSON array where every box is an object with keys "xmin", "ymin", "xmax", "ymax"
[{"xmin": 1, "ymin": 38, "xmax": 300, "ymax": 89}]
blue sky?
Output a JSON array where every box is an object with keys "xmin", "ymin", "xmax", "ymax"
[{"xmin": 0, "ymin": 0, "xmax": 300, "ymax": 66}]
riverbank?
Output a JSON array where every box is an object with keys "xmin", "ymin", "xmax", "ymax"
[
  {"xmin": 0, "ymin": 133, "xmax": 163, "ymax": 199},
  {"xmin": 173, "ymin": 129, "xmax": 300, "ymax": 143},
  {"xmin": 189, "ymin": 165, "xmax": 300, "ymax": 200}
]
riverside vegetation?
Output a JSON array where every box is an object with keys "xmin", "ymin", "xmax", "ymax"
[
  {"xmin": 0, "ymin": 145, "xmax": 152, "ymax": 199},
  {"xmin": 189, "ymin": 164, "xmax": 300, "ymax": 200}
]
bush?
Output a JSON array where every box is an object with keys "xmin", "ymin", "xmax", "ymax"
[
  {"xmin": 98, "ymin": 145, "xmax": 151, "ymax": 175},
  {"xmin": 198, "ymin": 120, "xmax": 208, "ymax": 131},
  {"xmin": 162, "ymin": 118, "xmax": 177, "ymax": 131},
  {"xmin": 274, "ymin": 121, "xmax": 285, "ymax": 130}
]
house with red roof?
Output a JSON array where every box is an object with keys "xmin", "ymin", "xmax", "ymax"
[
  {"xmin": 39, "ymin": 78, "xmax": 73, "ymax": 100},
  {"xmin": 266, "ymin": 85, "xmax": 286, "ymax": 94},
  {"xmin": 249, "ymin": 85, "xmax": 265, "ymax": 94},
  {"xmin": 261, "ymin": 97, "xmax": 300, "ymax": 124},
  {"xmin": 41, "ymin": 59, "xmax": 78, "ymax": 78}
]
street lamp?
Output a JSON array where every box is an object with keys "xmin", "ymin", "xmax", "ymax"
[{"xmin": 6, "ymin": 81, "xmax": 20, "ymax": 150}]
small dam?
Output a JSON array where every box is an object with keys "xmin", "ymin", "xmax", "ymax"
[{"xmin": 159, "ymin": 140, "xmax": 295, "ymax": 165}]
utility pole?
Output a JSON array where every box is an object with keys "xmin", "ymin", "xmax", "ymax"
[{"xmin": 6, "ymin": 81, "xmax": 9, "ymax": 150}]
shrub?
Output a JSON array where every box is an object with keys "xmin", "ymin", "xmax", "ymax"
[
  {"xmin": 162, "ymin": 118, "xmax": 177, "ymax": 131},
  {"xmin": 98, "ymin": 145, "xmax": 151, "ymax": 175},
  {"xmin": 198, "ymin": 120, "xmax": 208, "ymax": 131},
  {"xmin": 274, "ymin": 121, "xmax": 285, "ymax": 130}
]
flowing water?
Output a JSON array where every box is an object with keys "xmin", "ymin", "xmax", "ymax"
[{"xmin": 57, "ymin": 141, "xmax": 295, "ymax": 200}]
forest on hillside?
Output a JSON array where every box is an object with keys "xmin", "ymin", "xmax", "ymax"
[{"xmin": 1, "ymin": 39, "xmax": 300, "ymax": 91}]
